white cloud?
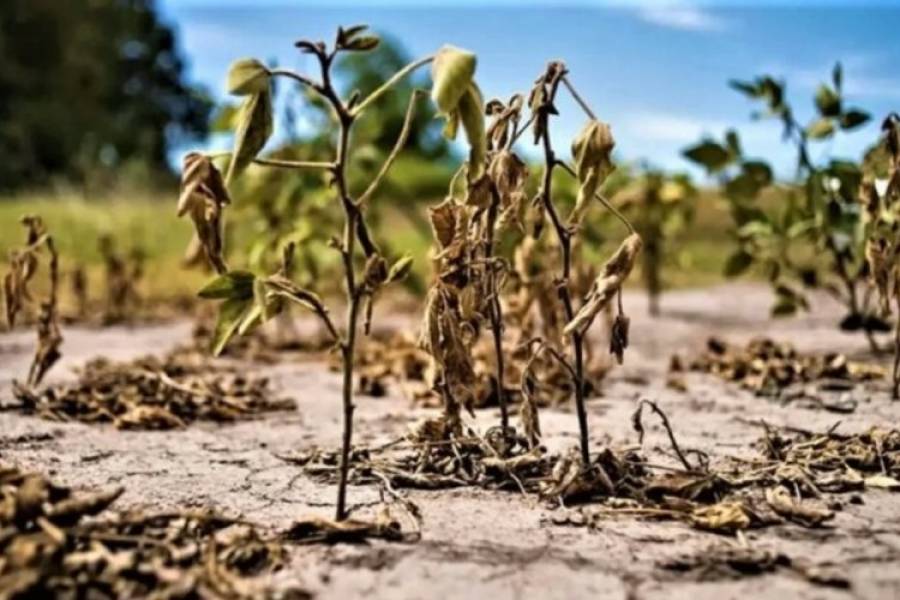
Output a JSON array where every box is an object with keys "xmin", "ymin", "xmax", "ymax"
[
  {"xmin": 636, "ymin": 5, "xmax": 729, "ymax": 32},
  {"xmin": 621, "ymin": 112, "xmax": 730, "ymax": 143}
]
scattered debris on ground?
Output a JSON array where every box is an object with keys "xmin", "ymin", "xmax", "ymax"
[
  {"xmin": 672, "ymin": 337, "xmax": 884, "ymax": 406},
  {"xmin": 8, "ymin": 346, "xmax": 294, "ymax": 429},
  {"xmin": 346, "ymin": 330, "xmax": 609, "ymax": 408},
  {"xmin": 659, "ymin": 538, "xmax": 850, "ymax": 588},
  {"xmin": 0, "ymin": 462, "xmax": 295, "ymax": 598}
]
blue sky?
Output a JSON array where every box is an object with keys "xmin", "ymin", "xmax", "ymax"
[{"xmin": 157, "ymin": 1, "xmax": 900, "ymax": 177}]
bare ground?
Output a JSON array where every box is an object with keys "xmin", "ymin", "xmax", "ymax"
[{"xmin": 2, "ymin": 283, "xmax": 900, "ymax": 599}]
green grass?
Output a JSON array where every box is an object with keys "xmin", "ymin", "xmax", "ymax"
[
  {"xmin": 0, "ymin": 190, "xmax": 204, "ymax": 303},
  {"xmin": 0, "ymin": 186, "xmax": 741, "ymax": 310}
]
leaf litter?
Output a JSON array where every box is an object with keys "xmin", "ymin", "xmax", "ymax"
[
  {"xmin": 9, "ymin": 346, "xmax": 294, "ymax": 430},
  {"xmin": 0, "ymin": 462, "xmax": 300, "ymax": 599},
  {"xmin": 670, "ymin": 336, "xmax": 884, "ymax": 411}
]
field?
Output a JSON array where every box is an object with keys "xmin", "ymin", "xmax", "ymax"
[
  {"xmin": 3, "ymin": 283, "xmax": 899, "ymax": 598},
  {"xmin": 3, "ymin": 14, "xmax": 899, "ymax": 600}
]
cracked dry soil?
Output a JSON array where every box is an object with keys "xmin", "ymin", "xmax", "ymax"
[{"xmin": 3, "ymin": 283, "xmax": 900, "ymax": 600}]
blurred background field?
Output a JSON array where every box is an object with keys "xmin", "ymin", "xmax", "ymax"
[{"xmin": 2, "ymin": 0, "xmax": 897, "ymax": 323}]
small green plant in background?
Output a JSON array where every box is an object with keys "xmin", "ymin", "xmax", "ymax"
[
  {"xmin": 612, "ymin": 168, "xmax": 696, "ymax": 316},
  {"xmin": 683, "ymin": 63, "xmax": 884, "ymax": 350},
  {"xmin": 863, "ymin": 115, "xmax": 900, "ymax": 395}
]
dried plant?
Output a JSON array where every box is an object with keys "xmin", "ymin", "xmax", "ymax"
[
  {"xmin": 0, "ymin": 462, "xmax": 293, "ymax": 598},
  {"xmin": 526, "ymin": 61, "xmax": 640, "ymax": 467},
  {"xmin": 179, "ymin": 26, "xmax": 471, "ymax": 522},
  {"xmin": 863, "ymin": 113, "xmax": 900, "ymax": 396},
  {"xmin": 98, "ymin": 234, "xmax": 144, "ymax": 324},
  {"xmin": 12, "ymin": 346, "xmax": 293, "ymax": 429},
  {"xmin": 3, "ymin": 215, "xmax": 63, "ymax": 388},
  {"xmin": 613, "ymin": 169, "xmax": 697, "ymax": 316}
]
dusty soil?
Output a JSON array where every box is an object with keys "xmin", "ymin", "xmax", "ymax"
[{"xmin": 3, "ymin": 283, "xmax": 900, "ymax": 599}]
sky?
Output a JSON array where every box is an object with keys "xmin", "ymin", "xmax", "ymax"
[{"xmin": 156, "ymin": 0, "xmax": 900, "ymax": 178}]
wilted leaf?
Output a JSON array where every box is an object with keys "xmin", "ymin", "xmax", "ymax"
[
  {"xmin": 227, "ymin": 58, "xmax": 270, "ymax": 96},
  {"xmin": 564, "ymin": 234, "xmax": 642, "ymax": 336},
  {"xmin": 431, "ymin": 45, "xmax": 477, "ymax": 116}
]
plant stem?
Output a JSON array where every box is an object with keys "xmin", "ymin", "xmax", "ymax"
[
  {"xmin": 299, "ymin": 47, "xmax": 364, "ymax": 521},
  {"xmin": 351, "ymin": 56, "xmax": 433, "ymax": 116},
  {"xmin": 534, "ymin": 67, "xmax": 591, "ymax": 466},
  {"xmin": 485, "ymin": 183, "xmax": 508, "ymax": 435}
]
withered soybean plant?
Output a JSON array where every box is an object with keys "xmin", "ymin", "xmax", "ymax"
[
  {"xmin": 864, "ymin": 114, "xmax": 900, "ymax": 397},
  {"xmin": 527, "ymin": 62, "xmax": 641, "ymax": 470},
  {"xmin": 178, "ymin": 26, "xmax": 477, "ymax": 521},
  {"xmin": 419, "ymin": 55, "xmax": 527, "ymax": 446},
  {"xmin": 3, "ymin": 216, "xmax": 63, "ymax": 388}
]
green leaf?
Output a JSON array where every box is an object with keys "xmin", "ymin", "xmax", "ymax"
[
  {"xmin": 431, "ymin": 45, "xmax": 477, "ymax": 115},
  {"xmin": 343, "ymin": 35, "xmax": 380, "ymax": 52},
  {"xmin": 682, "ymin": 140, "xmax": 732, "ymax": 173},
  {"xmin": 725, "ymin": 130, "xmax": 742, "ymax": 157},
  {"xmin": 211, "ymin": 297, "xmax": 253, "ymax": 356},
  {"xmin": 198, "ymin": 271, "xmax": 255, "ymax": 300},
  {"xmin": 806, "ymin": 118, "xmax": 835, "ymax": 140},
  {"xmin": 227, "ymin": 58, "xmax": 271, "ymax": 96},
  {"xmin": 211, "ymin": 104, "xmax": 239, "ymax": 133},
  {"xmin": 832, "ymin": 62, "xmax": 843, "ymax": 92},
  {"xmin": 736, "ymin": 220, "xmax": 773, "ymax": 239},
  {"xmin": 729, "ymin": 79, "xmax": 761, "ymax": 98},
  {"xmin": 840, "ymin": 109, "xmax": 870, "ymax": 130},
  {"xmin": 387, "ymin": 255, "xmax": 414, "ymax": 283},
  {"xmin": 724, "ymin": 250, "xmax": 753, "ymax": 277},
  {"xmin": 227, "ymin": 90, "xmax": 273, "ymax": 182},
  {"xmin": 771, "ymin": 297, "xmax": 798, "ymax": 317},
  {"xmin": 742, "ymin": 161, "xmax": 773, "ymax": 186},
  {"xmin": 815, "ymin": 84, "xmax": 841, "ymax": 117}
]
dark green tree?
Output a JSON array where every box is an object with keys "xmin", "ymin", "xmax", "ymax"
[{"xmin": 0, "ymin": 0, "xmax": 212, "ymax": 190}]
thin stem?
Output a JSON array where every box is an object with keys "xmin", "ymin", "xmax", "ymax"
[
  {"xmin": 296, "ymin": 47, "xmax": 362, "ymax": 522},
  {"xmin": 351, "ymin": 56, "xmax": 434, "ymax": 116},
  {"xmin": 894, "ymin": 295, "xmax": 900, "ymax": 400},
  {"xmin": 534, "ymin": 66, "xmax": 591, "ymax": 466},
  {"xmin": 269, "ymin": 68, "xmax": 323, "ymax": 94},
  {"xmin": 252, "ymin": 158, "xmax": 334, "ymax": 170},
  {"xmin": 561, "ymin": 75, "xmax": 597, "ymax": 120},
  {"xmin": 557, "ymin": 161, "xmax": 636, "ymax": 235},
  {"xmin": 358, "ymin": 89, "xmax": 426, "ymax": 205},
  {"xmin": 485, "ymin": 182, "xmax": 509, "ymax": 435}
]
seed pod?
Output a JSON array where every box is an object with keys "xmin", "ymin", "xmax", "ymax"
[
  {"xmin": 609, "ymin": 313, "xmax": 630, "ymax": 364},
  {"xmin": 564, "ymin": 233, "xmax": 642, "ymax": 336},
  {"xmin": 227, "ymin": 58, "xmax": 271, "ymax": 96}
]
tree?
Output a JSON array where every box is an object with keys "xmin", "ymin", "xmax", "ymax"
[{"xmin": 0, "ymin": 0, "xmax": 212, "ymax": 190}]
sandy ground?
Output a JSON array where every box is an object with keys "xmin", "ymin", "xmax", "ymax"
[{"xmin": 3, "ymin": 283, "xmax": 900, "ymax": 599}]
